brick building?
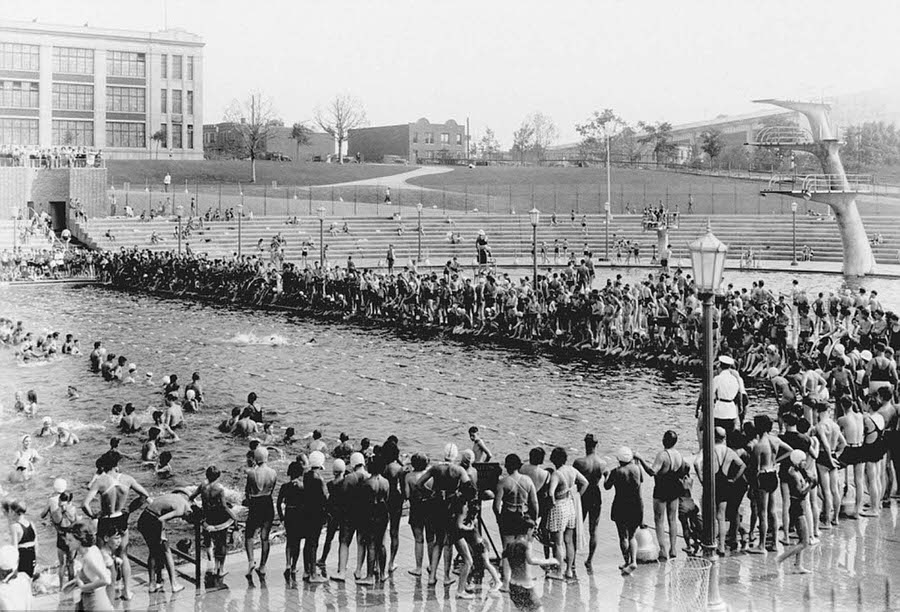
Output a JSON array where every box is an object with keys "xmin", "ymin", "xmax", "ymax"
[
  {"xmin": 348, "ymin": 118, "xmax": 467, "ymax": 164},
  {"xmin": 0, "ymin": 19, "xmax": 204, "ymax": 160},
  {"xmin": 203, "ymin": 122, "xmax": 335, "ymax": 162}
]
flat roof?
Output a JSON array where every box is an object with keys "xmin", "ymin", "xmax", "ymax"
[{"xmin": 0, "ymin": 19, "xmax": 203, "ymax": 47}]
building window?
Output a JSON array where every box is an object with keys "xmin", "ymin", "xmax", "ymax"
[
  {"xmin": 107, "ymin": 51, "xmax": 146, "ymax": 78},
  {"xmin": 172, "ymin": 122, "xmax": 183, "ymax": 148},
  {"xmin": 52, "ymin": 83, "xmax": 94, "ymax": 111},
  {"xmin": 106, "ymin": 122, "xmax": 145, "ymax": 147},
  {"xmin": 456, "ymin": 133, "xmax": 463, "ymax": 146},
  {"xmin": 440, "ymin": 133, "xmax": 450, "ymax": 144},
  {"xmin": 186, "ymin": 90, "xmax": 193, "ymax": 115},
  {"xmin": 186, "ymin": 57, "xmax": 194, "ymax": 81},
  {"xmin": 52, "ymin": 47, "xmax": 94, "ymax": 74},
  {"xmin": 172, "ymin": 89, "xmax": 182, "ymax": 114},
  {"xmin": 172, "ymin": 55, "xmax": 183, "ymax": 80},
  {"xmin": 0, "ymin": 81, "xmax": 39, "ymax": 108},
  {"xmin": 52, "ymin": 119, "xmax": 94, "ymax": 146},
  {"xmin": 160, "ymin": 89, "xmax": 167, "ymax": 114},
  {"xmin": 0, "ymin": 43, "xmax": 39, "ymax": 71},
  {"xmin": 155, "ymin": 125, "xmax": 167, "ymax": 148},
  {"xmin": 187, "ymin": 124, "xmax": 194, "ymax": 149},
  {"xmin": 106, "ymin": 86, "xmax": 145, "ymax": 113},
  {"xmin": 161, "ymin": 54, "xmax": 167, "ymax": 78},
  {"xmin": 424, "ymin": 132, "xmax": 434, "ymax": 144},
  {"xmin": 412, "ymin": 132, "xmax": 418, "ymax": 144},
  {"xmin": 0, "ymin": 118, "xmax": 38, "ymax": 145}
]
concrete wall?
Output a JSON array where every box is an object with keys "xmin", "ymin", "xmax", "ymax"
[{"xmin": 0, "ymin": 166, "xmax": 106, "ymax": 218}]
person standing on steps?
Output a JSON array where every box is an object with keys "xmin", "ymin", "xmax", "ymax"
[{"xmin": 163, "ymin": 172, "xmax": 171, "ymax": 193}]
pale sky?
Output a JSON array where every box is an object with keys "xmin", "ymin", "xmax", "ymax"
[{"xmin": 5, "ymin": 0, "xmax": 899, "ymax": 146}]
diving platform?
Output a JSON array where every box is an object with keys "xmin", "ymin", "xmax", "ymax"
[
  {"xmin": 761, "ymin": 173, "xmax": 873, "ymax": 197},
  {"xmin": 745, "ymin": 125, "xmax": 815, "ymax": 147}
]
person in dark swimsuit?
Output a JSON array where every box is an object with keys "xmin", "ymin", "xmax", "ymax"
[
  {"xmin": 605, "ymin": 447, "xmax": 644, "ymax": 575},
  {"xmin": 357, "ymin": 455, "xmax": 390, "ymax": 585},
  {"xmin": 244, "ymin": 447, "xmax": 277, "ymax": 584},
  {"xmin": 382, "ymin": 441, "xmax": 405, "ymax": 575},
  {"xmin": 276, "ymin": 460, "xmax": 305, "ymax": 580},
  {"xmin": 644, "ymin": 430, "xmax": 686, "ymax": 560},
  {"xmin": 776, "ymin": 451, "xmax": 813, "ymax": 574},
  {"xmin": 3, "ymin": 500, "xmax": 36, "ymax": 577},
  {"xmin": 302, "ymin": 451, "xmax": 328, "ymax": 583},
  {"xmin": 573, "ymin": 433, "xmax": 607, "ymax": 569},
  {"xmin": 190, "ymin": 466, "xmax": 237, "ymax": 582}
]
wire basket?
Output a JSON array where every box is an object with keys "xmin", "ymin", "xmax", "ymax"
[{"xmin": 667, "ymin": 557, "xmax": 711, "ymax": 612}]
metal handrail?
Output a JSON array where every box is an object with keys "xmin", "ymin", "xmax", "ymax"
[{"xmin": 753, "ymin": 126, "xmax": 814, "ymax": 145}]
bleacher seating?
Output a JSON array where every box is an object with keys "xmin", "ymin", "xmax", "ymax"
[{"xmin": 78, "ymin": 210, "xmax": 900, "ymax": 269}]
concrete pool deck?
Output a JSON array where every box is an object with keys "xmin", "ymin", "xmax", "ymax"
[{"xmin": 31, "ymin": 491, "xmax": 900, "ymax": 612}]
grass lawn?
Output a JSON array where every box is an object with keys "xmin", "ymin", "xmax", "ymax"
[{"xmin": 105, "ymin": 160, "xmax": 416, "ymax": 188}]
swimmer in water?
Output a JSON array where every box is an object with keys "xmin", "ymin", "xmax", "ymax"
[
  {"xmin": 110, "ymin": 403, "xmax": 124, "ymax": 424},
  {"xmin": 181, "ymin": 389, "xmax": 199, "ymax": 413},
  {"xmin": 119, "ymin": 404, "xmax": 141, "ymax": 434},
  {"xmin": 142, "ymin": 428, "xmax": 161, "ymax": 464},
  {"xmin": 155, "ymin": 451, "xmax": 173, "ymax": 479},
  {"xmin": 233, "ymin": 409, "xmax": 259, "ymax": 437},
  {"xmin": 219, "ymin": 407, "xmax": 241, "ymax": 433},
  {"xmin": 37, "ymin": 417, "xmax": 57, "ymax": 438},
  {"xmin": 308, "ymin": 430, "xmax": 327, "ymax": 453},
  {"xmin": 282, "ymin": 427, "xmax": 298, "ymax": 445},
  {"xmin": 52, "ymin": 426, "xmax": 80, "ymax": 447},
  {"xmin": 24, "ymin": 390, "xmax": 37, "ymax": 418},
  {"xmin": 145, "ymin": 372, "xmax": 154, "ymax": 386},
  {"xmin": 13, "ymin": 391, "xmax": 24, "ymax": 413},
  {"xmin": 67, "ymin": 386, "xmax": 79, "ymax": 400},
  {"xmin": 185, "ymin": 372, "xmax": 204, "ymax": 403},
  {"xmin": 13, "ymin": 435, "xmax": 40, "ymax": 481},
  {"xmin": 124, "ymin": 363, "xmax": 137, "ymax": 384}
]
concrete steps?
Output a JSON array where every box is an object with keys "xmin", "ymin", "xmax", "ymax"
[
  {"xmin": 0, "ymin": 220, "xmax": 55, "ymax": 252},
  {"xmin": 81, "ymin": 214, "xmax": 900, "ymax": 267}
]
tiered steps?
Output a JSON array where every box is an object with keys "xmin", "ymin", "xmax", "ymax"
[
  {"xmin": 81, "ymin": 213, "xmax": 900, "ymax": 268},
  {"xmin": 0, "ymin": 220, "xmax": 55, "ymax": 252}
]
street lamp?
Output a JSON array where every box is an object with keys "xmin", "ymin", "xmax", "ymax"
[
  {"xmin": 176, "ymin": 204, "xmax": 184, "ymax": 255},
  {"xmin": 11, "ymin": 206, "xmax": 19, "ymax": 252},
  {"xmin": 529, "ymin": 207, "xmax": 540, "ymax": 285},
  {"xmin": 237, "ymin": 202, "xmax": 243, "ymax": 257},
  {"xmin": 317, "ymin": 205, "xmax": 327, "ymax": 266},
  {"xmin": 604, "ymin": 201, "xmax": 611, "ymax": 261},
  {"xmin": 416, "ymin": 202, "xmax": 423, "ymax": 262},
  {"xmin": 790, "ymin": 201, "xmax": 798, "ymax": 266},
  {"xmin": 687, "ymin": 220, "xmax": 728, "ymax": 612}
]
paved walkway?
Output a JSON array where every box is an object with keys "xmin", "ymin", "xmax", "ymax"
[
  {"xmin": 31, "ymin": 486, "xmax": 900, "ymax": 612},
  {"xmin": 317, "ymin": 166, "xmax": 454, "ymax": 189}
]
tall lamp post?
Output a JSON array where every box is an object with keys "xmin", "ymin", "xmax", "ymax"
[
  {"xmin": 175, "ymin": 204, "xmax": 184, "ymax": 255},
  {"xmin": 603, "ymin": 201, "xmax": 611, "ymax": 261},
  {"xmin": 11, "ymin": 206, "xmax": 19, "ymax": 252},
  {"xmin": 317, "ymin": 205, "xmax": 326, "ymax": 266},
  {"xmin": 416, "ymin": 202, "xmax": 423, "ymax": 262},
  {"xmin": 237, "ymin": 202, "xmax": 243, "ymax": 257},
  {"xmin": 529, "ymin": 207, "xmax": 540, "ymax": 284},
  {"xmin": 688, "ymin": 221, "xmax": 728, "ymax": 612},
  {"xmin": 790, "ymin": 201, "xmax": 798, "ymax": 266}
]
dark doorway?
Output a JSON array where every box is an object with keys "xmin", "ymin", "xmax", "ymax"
[{"xmin": 49, "ymin": 201, "xmax": 67, "ymax": 233}]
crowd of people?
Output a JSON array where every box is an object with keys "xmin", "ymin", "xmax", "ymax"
[
  {"xmin": 0, "ymin": 145, "xmax": 103, "ymax": 169},
  {"xmin": 0, "ymin": 247, "xmax": 96, "ymax": 282},
  {"xmin": 3, "ymin": 244, "xmax": 900, "ymax": 609}
]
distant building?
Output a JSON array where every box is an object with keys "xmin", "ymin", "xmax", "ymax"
[
  {"xmin": 0, "ymin": 19, "xmax": 204, "ymax": 159},
  {"xmin": 348, "ymin": 118, "xmax": 467, "ymax": 164},
  {"xmin": 202, "ymin": 122, "xmax": 335, "ymax": 161}
]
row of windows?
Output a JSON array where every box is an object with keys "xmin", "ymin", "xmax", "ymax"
[
  {"xmin": 412, "ymin": 132, "xmax": 463, "ymax": 145},
  {"xmin": 107, "ymin": 86, "xmax": 145, "ymax": 113},
  {"xmin": 52, "ymin": 119, "xmax": 93, "ymax": 146},
  {"xmin": 107, "ymin": 51, "xmax": 146, "ymax": 78},
  {"xmin": 53, "ymin": 47, "xmax": 93, "ymax": 75},
  {"xmin": 0, "ymin": 118, "xmax": 196, "ymax": 148},
  {"xmin": 160, "ymin": 54, "xmax": 195, "ymax": 80},
  {"xmin": 0, "ymin": 118, "xmax": 38, "ymax": 145},
  {"xmin": 0, "ymin": 43, "xmax": 40, "ymax": 71},
  {"xmin": 52, "ymin": 83, "xmax": 94, "ymax": 111},
  {"xmin": 160, "ymin": 89, "xmax": 194, "ymax": 115},
  {"xmin": 0, "ymin": 81, "xmax": 39, "ymax": 109},
  {"xmin": 107, "ymin": 122, "xmax": 145, "ymax": 148}
]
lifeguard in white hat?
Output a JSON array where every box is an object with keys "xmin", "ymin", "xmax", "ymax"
[{"xmin": 712, "ymin": 355, "xmax": 746, "ymax": 433}]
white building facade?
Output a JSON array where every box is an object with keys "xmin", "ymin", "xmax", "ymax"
[{"xmin": 0, "ymin": 19, "xmax": 204, "ymax": 160}]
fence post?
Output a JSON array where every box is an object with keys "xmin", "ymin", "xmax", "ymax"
[
  {"xmin": 218, "ymin": 183, "xmax": 222, "ymax": 213},
  {"xmin": 465, "ymin": 184, "xmax": 468, "ymax": 213},
  {"xmin": 711, "ymin": 182, "xmax": 715, "ymax": 214},
  {"xmin": 733, "ymin": 184, "xmax": 737, "ymax": 213},
  {"xmin": 665, "ymin": 185, "xmax": 669, "ymax": 208},
  {"xmin": 442, "ymin": 186, "xmax": 446, "ymax": 212},
  {"xmin": 194, "ymin": 520, "xmax": 202, "ymax": 585},
  {"xmin": 331, "ymin": 186, "xmax": 335, "ymax": 215},
  {"xmin": 308, "ymin": 184, "xmax": 312, "ymax": 215},
  {"xmin": 355, "ymin": 186, "xmax": 358, "ymax": 215},
  {"xmin": 284, "ymin": 188, "xmax": 288, "ymax": 216},
  {"xmin": 264, "ymin": 185, "xmax": 268, "ymax": 216},
  {"xmin": 397, "ymin": 186, "xmax": 402, "ymax": 215},
  {"xmin": 530, "ymin": 184, "xmax": 534, "ymax": 211},
  {"xmin": 486, "ymin": 184, "xmax": 491, "ymax": 214},
  {"xmin": 508, "ymin": 185, "xmax": 512, "ymax": 213},
  {"xmin": 574, "ymin": 184, "xmax": 577, "ymax": 213}
]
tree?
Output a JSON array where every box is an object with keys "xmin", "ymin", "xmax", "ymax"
[
  {"xmin": 576, "ymin": 108, "xmax": 626, "ymax": 160},
  {"xmin": 637, "ymin": 121, "xmax": 676, "ymax": 164},
  {"xmin": 151, "ymin": 128, "xmax": 167, "ymax": 160},
  {"xmin": 290, "ymin": 122, "xmax": 312, "ymax": 161},
  {"xmin": 315, "ymin": 94, "xmax": 368, "ymax": 164},
  {"xmin": 511, "ymin": 122, "xmax": 534, "ymax": 161},
  {"xmin": 527, "ymin": 112, "xmax": 558, "ymax": 160},
  {"xmin": 700, "ymin": 129, "xmax": 724, "ymax": 165},
  {"xmin": 223, "ymin": 91, "xmax": 279, "ymax": 182},
  {"xmin": 476, "ymin": 127, "xmax": 500, "ymax": 160}
]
